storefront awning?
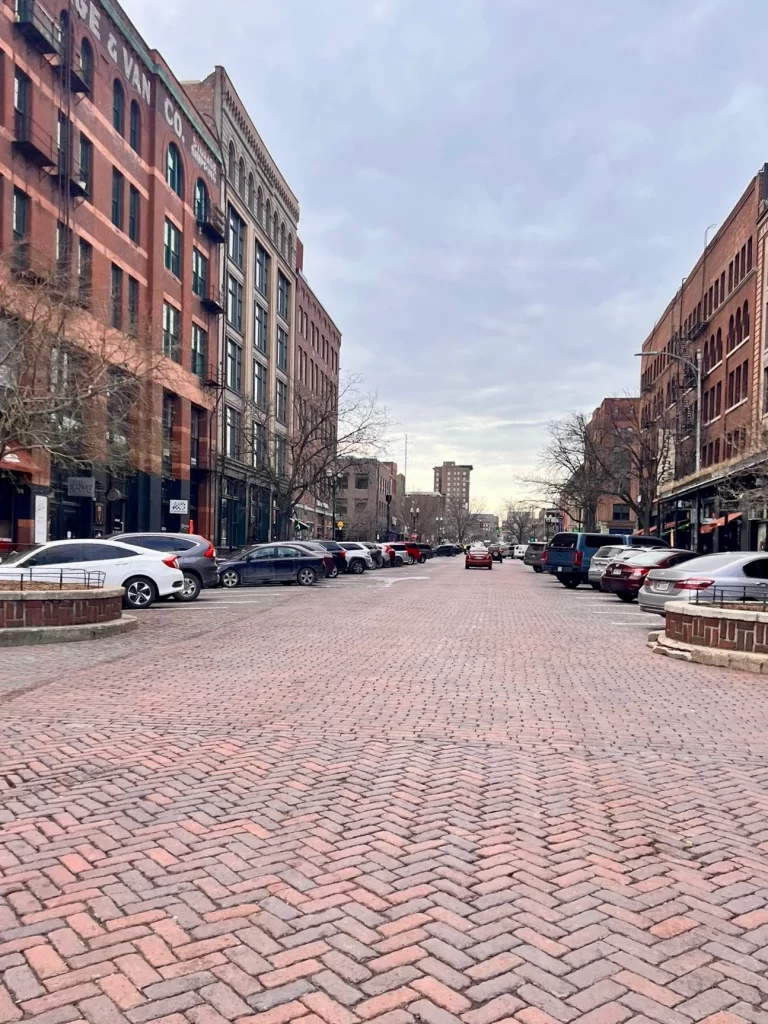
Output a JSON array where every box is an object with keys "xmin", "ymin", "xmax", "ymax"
[
  {"xmin": 293, "ymin": 519, "xmax": 311, "ymax": 531},
  {"xmin": 663, "ymin": 521, "xmax": 676, "ymax": 530},
  {"xmin": 0, "ymin": 445, "xmax": 39, "ymax": 475},
  {"xmin": 726, "ymin": 512, "xmax": 742, "ymax": 523}
]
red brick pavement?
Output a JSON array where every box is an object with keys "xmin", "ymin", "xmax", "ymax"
[{"xmin": 0, "ymin": 562, "xmax": 767, "ymax": 1024}]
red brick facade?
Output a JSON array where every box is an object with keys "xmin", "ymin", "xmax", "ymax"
[
  {"xmin": 0, "ymin": 588, "xmax": 122, "ymax": 628},
  {"xmin": 666, "ymin": 603, "xmax": 768, "ymax": 654}
]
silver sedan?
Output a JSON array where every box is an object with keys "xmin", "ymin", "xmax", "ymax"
[{"xmin": 639, "ymin": 552, "xmax": 768, "ymax": 615}]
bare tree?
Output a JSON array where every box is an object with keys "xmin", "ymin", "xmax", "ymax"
[
  {"xmin": 444, "ymin": 496, "xmax": 484, "ymax": 545},
  {"xmin": 242, "ymin": 373, "xmax": 388, "ymax": 540},
  {"xmin": 503, "ymin": 502, "xmax": 538, "ymax": 544},
  {"xmin": 525, "ymin": 413, "xmax": 607, "ymax": 530},
  {"xmin": 0, "ymin": 259, "xmax": 160, "ymax": 475}
]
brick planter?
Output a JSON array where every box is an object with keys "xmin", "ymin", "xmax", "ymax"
[
  {"xmin": 649, "ymin": 600, "xmax": 768, "ymax": 673},
  {"xmin": 0, "ymin": 587, "xmax": 136, "ymax": 646}
]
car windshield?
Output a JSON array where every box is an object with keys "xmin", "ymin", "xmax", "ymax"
[
  {"xmin": 0, "ymin": 547, "xmax": 37, "ymax": 565},
  {"xmin": 594, "ymin": 546, "xmax": 625, "ymax": 560}
]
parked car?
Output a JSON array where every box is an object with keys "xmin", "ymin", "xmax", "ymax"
[
  {"xmin": 219, "ymin": 543, "xmax": 324, "ymax": 588},
  {"xmin": 360, "ymin": 542, "xmax": 384, "ymax": 568},
  {"xmin": 338, "ymin": 542, "xmax": 375, "ymax": 574},
  {"xmin": 489, "ymin": 544, "xmax": 503, "ymax": 563},
  {"xmin": 0, "ymin": 538, "xmax": 184, "ymax": 609},
  {"xmin": 113, "ymin": 532, "xmax": 217, "ymax": 601},
  {"xmin": 588, "ymin": 545, "xmax": 637, "ymax": 590},
  {"xmin": 286, "ymin": 541, "xmax": 338, "ymax": 578},
  {"xmin": 376, "ymin": 542, "xmax": 401, "ymax": 566},
  {"xmin": 389, "ymin": 542, "xmax": 419, "ymax": 565},
  {"xmin": 639, "ymin": 552, "xmax": 768, "ymax": 615},
  {"xmin": 544, "ymin": 532, "xmax": 669, "ymax": 588},
  {"xmin": 513, "ymin": 544, "xmax": 528, "ymax": 559},
  {"xmin": 601, "ymin": 548, "xmax": 697, "ymax": 602},
  {"xmin": 313, "ymin": 539, "xmax": 348, "ymax": 574},
  {"xmin": 523, "ymin": 542, "xmax": 546, "ymax": 573},
  {"xmin": 434, "ymin": 544, "xmax": 458, "ymax": 557},
  {"xmin": 465, "ymin": 546, "xmax": 493, "ymax": 570},
  {"xmin": 415, "ymin": 543, "xmax": 433, "ymax": 562}
]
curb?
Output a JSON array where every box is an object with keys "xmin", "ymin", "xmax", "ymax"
[
  {"xmin": 0, "ymin": 615, "xmax": 138, "ymax": 647},
  {"xmin": 648, "ymin": 631, "xmax": 768, "ymax": 674}
]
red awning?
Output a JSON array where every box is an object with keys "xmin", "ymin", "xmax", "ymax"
[
  {"xmin": 0, "ymin": 445, "xmax": 40, "ymax": 475},
  {"xmin": 663, "ymin": 521, "xmax": 676, "ymax": 530},
  {"xmin": 649, "ymin": 525, "xmax": 658, "ymax": 534},
  {"xmin": 727, "ymin": 512, "xmax": 741, "ymax": 523}
]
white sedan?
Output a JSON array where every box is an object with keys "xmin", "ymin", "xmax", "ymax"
[{"xmin": 0, "ymin": 539, "xmax": 185, "ymax": 609}]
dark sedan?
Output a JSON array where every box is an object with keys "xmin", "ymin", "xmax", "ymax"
[
  {"xmin": 218, "ymin": 543, "xmax": 324, "ymax": 588},
  {"xmin": 312, "ymin": 539, "xmax": 348, "ymax": 574},
  {"xmin": 601, "ymin": 548, "xmax": 696, "ymax": 602},
  {"xmin": 435, "ymin": 544, "xmax": 458, "ymax": 557}
]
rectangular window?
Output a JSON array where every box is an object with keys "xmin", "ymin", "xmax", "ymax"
[
  {"xmin": 14, "ymin": 68, "xmax": 30, "ymax": 124},
  {"xmin": 254, "ymin": 301, "xmax": 268, "ymax": 354},
  {"xmin": 275, "ymin": 434, "xmax": 286, "ymax": 477},
  {"xmin": 164, "ymin": 218, "xmax": 181, "ymax": 277},
  {"xmin": 612, "ymin": 505, "xmax": 630, "ymax": 521},
  {"xmin": 56, "ymin": 110, "xmax": 70, "ymax": 170},
  {"xmin": 162, "ymin": 392, "xmax": 175, "ymax": 471},
  {"xmin": 128, "ymin": 186, "xmax": 140, "ymax": 243},
  {"xmin": 735, "ymin": 365, "xmax": 742, "ymax": 403},
  {"xmin": 714, "ymin": 278, "xmax": 719, "ymax": 307},
  {"xmin": 255, "ymin": 242, "xmax": 269, "ymax": 295},
  {"xmin": 12, "ymin": 187, "xmax": 28, "ymax": 259},
  {"xmin": 276, "ymin": 379, "xmax": 287, "ymax": 424},
  {"xmin": 702, "ymin": 390, "xmax": 709, "ymax": 423},
  {"xmin": 728, "ymin": 261, "xmax": 734, "ymax": 292},
  {"xmin": 190, "ymin": 406, "xmax": 201, "ymax": 468},
  {"xmin": 355, "ymin": 476, "xmax": 369, "ymax": 490},
  {"xmin": 78, "ymin": 133, "xmax": 92, "ymax": 196},
  {"xmin": 728, "ymin": 370, "xmax": 734, "ymax": 408},
  {"xmin": 227, "ymin": 275, "xmax": 243, "ymax": 332},
  {"xmin": 277, "ymin": 325, "xmax": 288, "ymax": 372},
  {"xmin": 162, "ymin": 301, "xmax": 180, "ymax": 361},
  {"xmin": 277, "ymin": 271, "xmax": 290, "ymax": 320},
  {"xmin": 191, "ymin": 323, "xmax": 207, "ymax": 378},
  {"xmin": 714, "ymin": 439, "xmax": 720, "ymax": 463},
  {"xmin": 77, "ymin": 237, "xmax": 92, "ymax": 305},
  {"xmin": 111, "ymin": 168, "xmax": 124, "ymax": 229},
  {"xmin": 748, "ymin": 237, "xmax": 753, "ymax": 272},
  {"xmin": 742, "ymin": 359, "xmax": 749, "ymax": 401},
  {"xmin": 226, "ymin": 337, "xmax": 242, "ymax": 392},
  {"xmin": 128, "ymin": 276, "xmax": 139, "ymax": 335},
  {"xmin": 192, "ymin": 248, "xmax": 208, "ymax": 297},
  {"xmin": 228, "ymin": 206, "xmax": 245, "ymax": 268},
  {"xmin": 224, "ymin": 406, "xmax": 241, "ymax": 460},
  {"xmin": 253, "ymin": 422, "xmax": 265, "ymax": 469},
  {"xmin": 253, "ymin": 359, "xmax": 267, "ymax": 407},
  {"xmin": 735, "ymin": 252, "xmax": 740, "ymax": 284},
  {"xmin": 111, "ymin": 263, "xmax": 123, "ymax": 329}
]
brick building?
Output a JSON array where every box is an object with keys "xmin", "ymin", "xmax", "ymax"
[
  {"xmin": 589, "ymin": 397, "xmax": 640, "ymax": 535},
  {"xmin": 0, "ymin": 0, "xmax": 224, "ymax": 547},
  {"xmin": 433, "ymin": 461, "xmax": 472, "ymax": 506},
  {"xmin": 184, "ymin": 67, "xmax": 299, "ymax": 549},
  {"xmin": 294, "ymin": 246, "xmax": 341, "ymax": 537},
  {"xmin": 337, "ymin": 459, "xmax": 397, "ymax": 540},
  {"xmin": 639, "ymin": 166, "xmax": 766, "ymax": 551}
]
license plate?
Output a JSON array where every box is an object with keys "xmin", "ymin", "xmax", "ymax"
[
  {"xmin": 611, "ymin": 568, "xmax": 622, "ymax": 576},
  {"xmin": 655, "ymin": 581, "xmax": 670, "ymax": 592},
  {"xmin": 556, "ymin": 566, "xmax": 563, "ymax": 572}
]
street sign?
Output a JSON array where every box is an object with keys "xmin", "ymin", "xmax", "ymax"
[
  {"xmin": 336, "ymin": 520, "xmax": 344, "ymax": 529},
  {"xmin": 66, "ymin": 476, "xmax": 95, "ymax": 498},
  {"xmin": 169, "ymin": 499, "xmax": 189, "ymax": 514}
]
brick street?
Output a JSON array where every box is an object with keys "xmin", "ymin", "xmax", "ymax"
[{"xmin": 1, "ymin": 560, "xmax": 768, "ymax": 1024}]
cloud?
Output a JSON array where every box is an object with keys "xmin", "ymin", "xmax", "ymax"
[{"xmin": 122, "ymin": 0, "xmax": 768, "ymax": 511}]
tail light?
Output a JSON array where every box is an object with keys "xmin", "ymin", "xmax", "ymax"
[
  {"xmin": 203, "ymin": 543, "xmax": 216, "ymax": 559},
  {"xmin": 339, "ymin": 550, "xmax": 347, "ymax": 559},
  {"xmin": 573, "ymin": 551, "xmax": 583, "ymax": 568},
  {"xmin": 630, "ymin": 567, "xmax": 650, "ymax": 578},
  {"xmin": 675, "ymin": 578, "xmax": 715, "ymax": 590},
  {"xmin": 542, "ymin": 551, "xmax": 548, "ymax": 565},
  {"xmin": 163, "ymin": 555, "xmax": 180, "ymax": 569}
]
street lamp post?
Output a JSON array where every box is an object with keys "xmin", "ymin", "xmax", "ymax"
[
  {"xmin": 410, "ymin": 505, "xmax": 420, "ymax": 539},
  {"xmin": 326, "ymin": 468, "xmax": 343, "ymax": 540},
  {"xmin": 385, "ymin": 493, "xmax": 392, "ymax": 539},
  {"xmin": 635, "ymin": 349, "xmax": 703, "ymax": 545}
]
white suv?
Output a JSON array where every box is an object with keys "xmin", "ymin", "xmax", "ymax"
[{"xmin": 338, "ymin": 543, "xmax": 375, "ymax": 574}]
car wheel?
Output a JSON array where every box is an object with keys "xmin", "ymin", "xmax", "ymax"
[
  {"xmin": 561, "ymin": 578, "xmax": 579, "ymax": 589},
  {"xmin": 297, "ymin": 567, "xmax": 317, "ymax": 586},
  {"xmin": 590, "ymin": 582, "xmax": 602, "ymax": 591},
  {"xmin": 617, "ymin": 592, "xmax": 636, "ymax": 602},
  {"xmin": 174, "ymin": 572, "xmax": 202, "ymax": 602},
  {"xmin": 407, "ymin": 555, "xmax": 414, "ymax": 565},
  {"xmin": 533, "ymin": 566, "xmax": 544, "ymax": 573},
  {"xmin": 395, "ymin": 556, "xmax": 403, "ymax": 567},
  {"xmin": 419, "ymin": 554, "xmax": 427, "ymax": 563},
  {"xmin": 220, "ymin": 569, "xmax": 241, "ymax": 588},
  {"xmin": 488, "ymin": 564, "xmax": 493, "ymax": 569},
  {"xmin": 350, "ymin": 560, "xmax": 365, "ymax": 575},
  {"xmin": 328, "ymin": 565, "xmax": 339, "ymax": 579},
  {"xmin": 122, "ymin": 576, "xmax": 157, "ymax": 609}
]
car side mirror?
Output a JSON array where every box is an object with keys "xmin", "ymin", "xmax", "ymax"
[{"xmin": 245, "ymin": 554, "xmax": 253, "ymax": 562}]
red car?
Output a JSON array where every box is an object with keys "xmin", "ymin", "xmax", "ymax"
[
  {"xmin": 465, "ymin": 546, "xmax": 493, "ymax": 570},
  {"xmin": 601, "ymin": 548, "xmax": 696, "ymax": 601}
]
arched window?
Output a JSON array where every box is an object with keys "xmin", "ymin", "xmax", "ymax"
[
  {"xmin": 273, "ymin": 211, "xmax": 278, "ymax": 241},
  {"xmin": 257, "ymin": 187, "xmax": 263, "ymax": 224},
  {"xmin": 112, "ymin": 79, "xmax": 125, "ymax": 136},
  {"xmin": 80, "ymin": 38, "xmax": 94, "ymax": 93},
  {"xmin": 129, "ymin": 100, "xmax": 140, "ymax": 154},
  {"xmin": 716, "ymin": 327, "xmax": 722, "ymax": 363},
  {"xmin": 735, "ymin": 307, "xmax": 743, "ymax": 345},
  {"xmin": 743, "ymin": 300, "xmax": 750, "ymax": 338},
  {"xmin": 166, "ymin": 143, "xmax": 183, "ymax": 196},
  {"xmin": 248, "ymin": 174, "xmax": 255, "ymax": 211},
  {"xmin": 194, "ymin": 179, "xmax": 208, "ymax": 222},
  {"xmin": 288, "ymin": 233, "xmax": 293, "ymax": 265},
  {"xmin": 228, "ymin": 142, "xmax": 235, "ymax": 182},
  {"xmin": 280, "ymin": 222, "xmax": 286, "ymax": 255},
  {"xmin": 728, "ymin": 315, "xmax": 735, "ymax": 351},
  {"xmin": 238, "ymin": 158, "xmax": 245, "ymax": 194},
  {"xmin": 702, "ymin": 346, "xmax": 709, "ymax": 375},
  {"xmin": 265, "ymin": 199, "xmax": 271, "ymax": 233}
]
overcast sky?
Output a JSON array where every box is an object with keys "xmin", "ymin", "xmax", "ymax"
[{"xmin": 125, "ymin": 0, "xmax": 768, "ymax": 513}]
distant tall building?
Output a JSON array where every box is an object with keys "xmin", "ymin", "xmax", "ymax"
[{"xmin": 433, "ymin": 462, "xmax": 473, "ymax": 506}]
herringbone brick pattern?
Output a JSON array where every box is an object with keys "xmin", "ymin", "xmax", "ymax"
[{"xmin": 0, "ymin": 563, "xmax": 767, "ymax": 1024}]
